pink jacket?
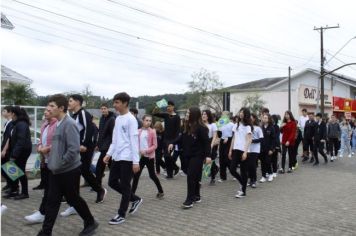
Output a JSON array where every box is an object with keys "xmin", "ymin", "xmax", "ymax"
[
  {"xmin": 138, "ymin": 127, "xmax": 157, "ymax": 159},
  {"xmin": 37, "ymin": 118, "xmax": 58, "ymax": 149}
]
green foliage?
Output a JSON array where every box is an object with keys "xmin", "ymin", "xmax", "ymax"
[
  {"xmin": 2, "ymin": 83, "xmax": 37, "ymax": 105},
  {"xmin": 242, "ymin": 94, "xmax": 266, "ymax": 115}
]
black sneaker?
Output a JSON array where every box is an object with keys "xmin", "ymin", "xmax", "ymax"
[
  {"xmin": 235, "ymin": 191, "xmax": 246, "ymax": 198},
  {"xmin": 33, "ymin": 185, "xmax": 44, "ymax": 190},
  {"xmin": 156, "ymin": 192, "xmax": 164, "ymax": 199},
  {"xmin": 79, "ymin": 220, "xmax": 99, "ymax": 235},
  {"xmin": 309, "ymin": 157, "xmax": 315, "ymax": 163},
  {"xmin": 194, "ymin": 196, "xmax": 201, "ymax": 203},
  {"xmin": 302, "ymin": 156, "xmax": 309, "ymax": 162},
  {"xmin": 37, "ymin": 230, "xmax": 51, "ymax": 236},
  {"xmin": 181, "ymin": 200, "xmax": 193, "ymax": 209},
  {"xmin": 128, "ymin": 198, "xmax": 143, "ymax": 215},
  {"xmin": 14, "ymin": 193, "xmax": 29, "ymax": 200},
  {"xmin": 174, "ymin": 168, "xmax": 180, "ymax": 176},
  {"xmin": 209, "ymin": 179, "xmax": 216, "ymax": 186},
  {"xmin": 96, "ymin": 188, "xmax": 107, "ymax": 203},
  {"xmin": 3, "ymin": 191, "xmax": 19, "ymax": 199},
  {"xmin": 313, "ymin": 162, "xmax": 319, "ymax": 166},
  {"xmin": 108, "ymin": 215, "xmax": 125, "ymax": 225},
  {"xmin": 2, "ymin": 185, "xmax": 10, "ymax": 191}
]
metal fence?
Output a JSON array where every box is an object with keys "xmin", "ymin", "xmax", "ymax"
[{"xmin": 1, "ymin": 105, "xmax": 46, "ymax": 145}]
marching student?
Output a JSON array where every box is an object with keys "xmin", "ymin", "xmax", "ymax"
[
  {"xmin": 327, "ymin": 115, "xmax": 341, "ymax": 162},
  {"xmin": 339, "ymin": 118, "xmax": 352, "ymax": 158},
  {"xmin": 280, "ymin": 111, "xmax": 297, "ymax": 173},
  {"xmin": 169, "ymin": 107, "xmax": 211, "ymax": 209},
  {"xmin": 302, "ymin": 113, "xmax": 316, "ymax": 163},
  {"xmin": 24, "ymin": 108, "xmax": 57, "ymax": 224},
  {"xmin": 153, "ymin": 121, "xmax": 166, "ymax": 174},
  {"xmin": 131, "ymin": 115, "xmax": 164, "ymax": 199},
  {"xmin": 228, "ymin": 107, "xmax": 252, "ymax": 198},
  {"xmin": 152, "ymin": 101, "xmax": 181, "ymax": 179},
  {"xmin": 38, "ymin": 94, "xmax": 98, "ymax": 236},
  {"xmin": 1, "ymin": 106, "xmax": 14, "ymax": 193},
  {"xmin": 249, "ymin": 114, "xmax": 263, "ymax": 186},
  {"xmin": 260, "ymin": 113, "xmax": 275, "ymax": 183},
  {"xmin": 271, "ymin": 115, "xmax": 281, "ymax": 178},
  {"xmin": 313, "ymin": 113, "xmax": 328, "ymax": 165},
  {"xmin": 4, "ymin": 106, "xmax": 32, "ymax": 200},
  {"xmin": 103, "ymin": 92, "xmax": 143, "ymax": 225},
  {"xmin": 202, "ymin": 110, "xmax": 219, "ymax": 185},
  {"xmin": 352, "ymin": 120, "xmax": 356, "ymax": 157},
  {"xmin": 96, "ymin": 103, "xmax": 116, "ymax": 187},
  {"xmin": 218, "ymin": 111, "xmax": 234, "ymax": 182}
]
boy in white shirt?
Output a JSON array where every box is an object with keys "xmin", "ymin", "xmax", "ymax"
[{"xmin": 104, "ymin": 92, "xmax": 142, "ymax": 225}]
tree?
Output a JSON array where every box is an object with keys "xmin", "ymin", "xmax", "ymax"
[
  {"xmin": 2, "ymin": 83, "xmax": 37, "ymax": 105},
  {"xmin": 187, "ymin": 68, "xmax": 225, "ymax": 113},
  {"xmin": 242, "ymin": 94, "xmax": 266, "ymax": 115}
]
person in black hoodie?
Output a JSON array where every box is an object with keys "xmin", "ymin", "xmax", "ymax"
[
  {"xmin": 68, "ymin": 95, "xmax": 106, "ymax": 204},
  {"xmin": 96, "ymin": 103, "xmax": 116, "ymax": 187},
  {"xmin": 271, "ymin": 115, "xmax": 281, "ymax": 178},
  {"xmin": 1, "ymin": 106, "xmax": 15, "ymax": 192},
  {"xmin": 4, "ymin": 106, "xmax": 32, "ymax": 200},
  {"xmin": 169, "ymin": 107, "xmax": 211, "ymax": 209},
  {"xmin": 261, "ymin": 113, "xmax": 276, "ymax": 182},
  {"xmin": 302, "ymin": 113, "xmax": 316, "ymax": 163},
  {"xmin": 313, "ymin": 113, "xmax": 328, "ymax": 165}
]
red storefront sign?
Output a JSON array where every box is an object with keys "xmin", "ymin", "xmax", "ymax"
[{"xmin": 333, "ymin": 96, "xmax": 356, "ymax": 112}]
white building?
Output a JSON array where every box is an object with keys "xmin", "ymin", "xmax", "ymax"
[
  {"xmin": 1, "ymin": 65, "xmax": 33, "ymax": 93},
  {"xmin": 226, "ymin": 68, "xmax": 356, "ymax": 118}
]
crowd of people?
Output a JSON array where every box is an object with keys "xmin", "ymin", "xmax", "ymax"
[{"xmin": 1, "ymin": 93, "xmax": 355, "ymax": 235}]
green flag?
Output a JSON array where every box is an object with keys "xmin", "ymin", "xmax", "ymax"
[
  {"xmin": 156, "ymin": 98, "xmax": 168, "ymax": 109},
  {"xmin": 217, "ymin": 116, "xmax": 230, "ymax": 128},
  {"xmin": 32, "ymin": 154, "xmax": 41, "ymax": 176},
  {"xmin": 1, "ymin": 161, "xmax": 25, "ymax": 181},
  {"xmin": 202, "ymin": 163, "xmax": 212, "ymax": 180}
]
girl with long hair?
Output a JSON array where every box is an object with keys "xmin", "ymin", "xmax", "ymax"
[{"xmin": 280, "ymin": 111, "xmax": 297, "ymax": 173}]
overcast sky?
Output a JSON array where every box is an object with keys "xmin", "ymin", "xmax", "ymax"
[{"xmin": 1, "ymin": 0, "xmax": 356, "ymax": 98}]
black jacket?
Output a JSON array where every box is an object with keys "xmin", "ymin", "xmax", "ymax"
[
  {"xmin": 10, "ymin": 120, "xmax": 32, "ymax": 158},
  {"xmin": 1, "ymin": 120, "xmax": 14, "ymax": 150},
  {"xmin": 314, "ymin": 121, "xmax": 327, "ymax": 142},
  {"xmin": 304, "ymin": 120, "xmax": 316, "ymax": 140},
  {"xmin": 153, "ymin": 112, "xmax": 181, "ymax": 142},
  {"xmin": 273, "ymin": 124, "xmax": 281, "ymax": 150},
  {"xmin": 71, "ymin": 108, "xmax": 95, "ymax": 148},
  {"xmin": 261, "ymin": 124, "xmax": 276, "ymax": 153},
  {"xmin": 173, "ymin": 124, "xmax": 210, "ymax": 159},
  {"xmin": 97, "ymin": 111, "xmax": 116, "ymax": 151}
]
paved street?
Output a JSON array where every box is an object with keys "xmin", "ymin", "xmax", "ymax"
[{"xmin": 2, "ymin": 157, "xmax": 356, "ymax": 236}]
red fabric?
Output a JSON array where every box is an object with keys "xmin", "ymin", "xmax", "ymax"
[{"xmin": 281, "ymin": 120, "xmax": 297, "ymax": 146}]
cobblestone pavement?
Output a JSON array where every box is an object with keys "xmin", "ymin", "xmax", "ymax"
[{"xmin": 2, "ymin": 156, "xmax": 356, "ymax": 236}]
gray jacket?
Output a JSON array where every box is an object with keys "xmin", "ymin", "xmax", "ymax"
[
  {"xmin": 327, "ymin": 122, "xmax": 341, "ymax": 139},
  {"xmin": 47, "ymin": 115, "xmax": 81, "ymax": 175}
]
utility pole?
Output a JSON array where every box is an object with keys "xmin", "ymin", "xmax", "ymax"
[
  {"xmin": 288, "ymin": 66, "xmax": 291, "ymax": 111},
  {"xmin": 314, "ymin": 24, "xmax": 339, "ymax": 116}
]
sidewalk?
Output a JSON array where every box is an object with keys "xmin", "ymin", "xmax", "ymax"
[{"xmin": 2, "ymin": 156, "xmax": 356, "ymax": 236}]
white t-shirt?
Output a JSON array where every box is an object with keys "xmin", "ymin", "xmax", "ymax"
[
  {"xmin": 232, "ymin": 124, "xmax": 252, "ymax": 151},
  {"xmin": 107, "ymin": 112, "xmax": 140, "ymax": 164},
  {"xmin": 299, "ymin": 115, "xmax": 309, "ymax": 129},
  {"xmin": 207, "ymin": 123, "xmax": 218, "ymax": 139},
  {"xmin": 139, "ymin": 129, "xmax": 149, "ymax": 152},
  {"xmin": 41, "ymin": 125, "xmax": 50, "ymax": 162},
  {"xmin": 250, "ymin": 126, "xmax": 263, "ymax": 153},
  {"xmin": 220, "ymin": 122, "xmax": 234, "ymax": 139}
]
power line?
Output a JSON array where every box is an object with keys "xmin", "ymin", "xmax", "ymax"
[{"xmin": 9, "ymin": 0, "xmax": 286, "ymax": 70}]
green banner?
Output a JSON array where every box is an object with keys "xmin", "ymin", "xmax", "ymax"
[
  {"xmin": 156, "ymin": 98, "xmax": 168, "ymax": 108},
  {"xmin": 202, "ymin": 163, "xmax": 212, "ymax": 180},
  {"xmin": 217, "ymin": 116, "xmax": 230, "ymax": 128},
  {"xmin": 1, "ymin": 161, "xmax": 25, "ymax": 181},
  {"xmin": 32, "ymin": 154, "xmax": 42, "ymax": 176}
]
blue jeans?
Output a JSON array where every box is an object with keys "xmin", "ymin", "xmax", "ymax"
[
  {"xmin": 352, "ymin": 135, "xmax": 356, "ymax": 153},
  {"xmin": 340, "ymin": 135, "xmax": 351, "ymax": 156}
]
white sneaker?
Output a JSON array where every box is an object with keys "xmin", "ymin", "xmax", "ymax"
[
  {"xmin": 180, "ymin": 172, "xmax": 187, "ymax": 177},
  {"xmin": 24, "ymin": 211, "xmax": 44, "ymax": 224},
  {"xmin": 1, "ymin": 205, "xmax": 7, "ymax": 215},
  {"xmin": 60, "ymin": 207, "xmax": 77, "ymax": 217},
  {"xmin": 232, "ymin": 177, "xmax": 237, "ymax": 181},
  {"xmin": 352, "ymin": 152, "xmax": 355, "ymax": 156},
  {"xmin": 339, "ymin": 154, "xmax": 343, "ymax": 158},
  {"xmin": 259, "ymin": 177, "xmax": 267, "ymax": 183},
  {"xmin": 330, "ymin": 156, "xmax": 334, "ymax": 161},
  {"xmin": 348, "ymin": 154, "xmax": 352, "ymax": 158},
  {"xmin": 268, "ymin": 175, "xmax": 273, "ymax": 182},
  {"xmin": 272, "ymin": 173, "xmax": 277, "ymax": 178}
]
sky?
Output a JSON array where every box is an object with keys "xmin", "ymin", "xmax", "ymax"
[{"xmin": 1, "ymin": 0, "xmax": 356, "ymax": 98}]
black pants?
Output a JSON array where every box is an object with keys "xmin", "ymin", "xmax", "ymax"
[
  {"xmin": 282, "ymin": 145, "xmax": 294, "ymax": 170},
  {"xmin": 246, "ymin": 153, "xmax": 257, "ymax": 183},
  {"xmin": 108, "ymin": 160, "xmax": 140, "ymax": 218},
  {"xmin": 271, "ymin": 149, "xmax": 279, "ymax": 173},
  {"xmin": 219, "ymin": 138, "xmax": 232, "ymax": 180},
  {"xmin": 39, "ymin": 164, "xmax": 50, "ymax": 215},
  {"xmin": 163, "ymin": 141, "xmax": 176, "ymax": 178},
  {"xmin": 210, "ymin": 145, "xmax": 219, "ymax": 180},
  {"xmin": 80, "ymin": 149, "xmax": 102, "ymax": 193},
  {"xmin": 41, "ymin": 167, "xmax": 94, "ymax": 234},
  {"xmin": 229, "ymin": 150, "xmax": 247, "ymax": 194},
  {"xmin": 155, "ymin": 147, "xmax": 166, "ymax": 173},
  {"xmin": 186, "ymin": 157, "xmax": 204, "ymax": 202},
  {"xmin": 11, "ymin": 151, "xmax": 31, "ymax": 195},
  {"xmin": 172, "ymin": 150, "xmax": 184, "ymax": 173},
  {"xmin": 303, "ymin": 138, "xmax": 314, "ymax": 156},
  {"xmin": 132, "ymin": 157, "xmax": 163, "ymax": 194},
  {"xmin": 313, "ymin": 141, "xmax": 327, "ymax": 163},
  {"xmin": 260, "ymin": 151, "xmax": 272, "ymax": 178},
  {"xmin": 328, "ymin": 138, "xmax": 339, "ymax": 156},
  {"xmin": 96, "ymin": 151, "xmax": 111, "ymax": 187}
]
